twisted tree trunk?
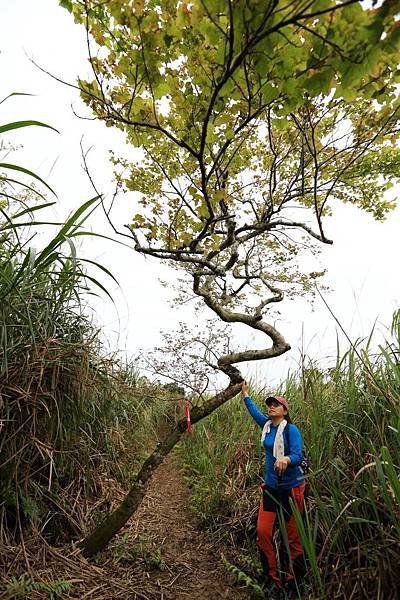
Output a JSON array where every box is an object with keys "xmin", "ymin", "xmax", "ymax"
[
  {"xmin": 80, "ymin": 285, "xmax": 290, "ymax": 557},
  {"xmin": 80, "ymin": 380, "xmax": 242, "ymax": 556}
]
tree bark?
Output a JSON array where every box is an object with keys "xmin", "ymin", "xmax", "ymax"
[
  {"xmin": 79, "ymin": 381, "xmax": 242, "ymax": 557},
  {"xmin": 79, "ymin": 280, "xmax": 291, "ymax": 557}
]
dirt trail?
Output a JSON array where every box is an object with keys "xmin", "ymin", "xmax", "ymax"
[
  {"xmin": 0, "ymin": 454, "xmax": 251, "ymax": 600},
  {"xmin": 131, "ymin": 453, "xmax": 250, "ymax": 600}
]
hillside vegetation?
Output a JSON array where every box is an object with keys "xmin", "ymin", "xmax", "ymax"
[
  {"xmin": 0, "ymin": 154, "xmax": 177, "ymax": 548},
  {"xmin": 180, "ymin": 316, "xmax": 400, "ymax": 599}
]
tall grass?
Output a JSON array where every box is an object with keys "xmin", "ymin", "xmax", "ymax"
[
  {"xmin": 0, "ymin": 202, "xmax": 179, "ymax": 542},
  {"xmin": 179, "ymin": 313, "xmax": 400, "ymax": 599},
  {"xmin": 0, "ymin": 114, "xmax": 175, "ymax": 545}
]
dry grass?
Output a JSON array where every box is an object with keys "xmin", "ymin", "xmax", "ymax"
[{"xmin": 0, "ymin": 455, "xmax": 250, "ymax": 600}]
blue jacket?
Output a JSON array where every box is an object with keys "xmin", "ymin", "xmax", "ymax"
[{"xmin": 244, "ymin": 395, "xmax": 304, "ymax": 489}]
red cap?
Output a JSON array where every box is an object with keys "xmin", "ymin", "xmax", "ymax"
[{"xmin": 265, "ymin": 396, "xmax": 289, "ymax": 410}]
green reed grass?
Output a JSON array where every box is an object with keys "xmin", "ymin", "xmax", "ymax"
[
  {"xmin": 0, "ymin": 114, "xmax": 171, "ymax": 544},
  {"xmin": 0, "ymin": 208, "xmax": 173, "ymax": 542},
  {"xmin": 179, "ymin": 314, "xmax": 400, "ymax": 599}
]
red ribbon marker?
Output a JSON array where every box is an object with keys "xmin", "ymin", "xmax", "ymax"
[{"xmin": 185, "ymin": 400, "xmax": 193, "ymax": 434}]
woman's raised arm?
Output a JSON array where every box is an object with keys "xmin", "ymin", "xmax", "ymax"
[{"xmin": 241, "ymin": 381, "xmax": 268, "ymax": 428}]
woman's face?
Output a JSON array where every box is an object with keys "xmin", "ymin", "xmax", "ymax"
[{"xmin": 266, "ymin": 399, "xmax": 287, "ymax": 418}]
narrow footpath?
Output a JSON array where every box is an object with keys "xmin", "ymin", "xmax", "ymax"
[
  {"xmin": 129, "ymin": 453, "xmax": 250, "ymax": 600},
  {"xmin": 0, "ymin": 454, "xmax": 252, "ymax": 600}
]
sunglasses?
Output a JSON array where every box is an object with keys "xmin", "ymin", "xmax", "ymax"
[{"xmin": 266, "ymin": 399, "xmax": 281, "ymax": 408}]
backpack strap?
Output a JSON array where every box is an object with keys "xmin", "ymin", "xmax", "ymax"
[{"xmin": 285, "ymin": 424, "xmax": 310, "ymax": 476}]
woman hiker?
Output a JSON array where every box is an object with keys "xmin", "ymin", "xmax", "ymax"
[{"xmin": 241, "ymin": 381, "xmax": 307, "ymax": 598}]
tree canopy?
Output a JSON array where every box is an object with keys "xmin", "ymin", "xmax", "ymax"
[{"xmin": 62, "ymin": 0, "xmax": 400, "ymax": 380}]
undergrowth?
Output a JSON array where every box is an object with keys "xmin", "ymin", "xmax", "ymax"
[
  {"xmin": 0, "ymin": 114, "xmax": 177, "ymax": 547},
  {"xmin": 0, "ymin": 207, "xmax": 171, "ymax": 544},
  {"xmin": 179, "ymin": 312, "xmax": 400, "ymax": 599},
  {"xmin": 2, "ymin": 575, "xmax": 72, "ymax": 600}
]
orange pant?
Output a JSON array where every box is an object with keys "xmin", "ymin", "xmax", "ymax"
[{"xmin": 257, "ymin": 482, "xmax": 306, "ymax": 586}]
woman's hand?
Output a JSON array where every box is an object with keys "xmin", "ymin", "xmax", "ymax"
[
  {"xmin": 241, "ymin": 380, "xmax": 249, "ymax": 398},
  {"xmin": 274, "ymin": 457, "xmax": 291, "ymax": 476}
]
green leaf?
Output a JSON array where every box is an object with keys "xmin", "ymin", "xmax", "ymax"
[
  {"xmin": 153, "ymin": 83, "xmax": 170, "ymax": 99},
  {"xmin": 0, "ymin": 163, "xmax": 57, "ymax": 196},
  {"xmin": 0, "ymin": 120, "xmax": 59, "ymax": 135},
  {"xmin": 0, "ymin": 92, "xmax": 34, "ymax": 106},
  {"xmin": 34, "ymin": 196, "xmax": 101, "ymax": 266},
  {"xmin": 254, "ymin": 53, "xmax": 270, "ymax": 76},
  {"xmin": 59, "ymin": 0, "xmax": 73, "ymax": 12},
  {"xmin": 84, "ymin": 273, "xmax": 115, "ymax": 302},
  {"xmin": 80, "ymin": 258, "xmax": 120, "ymax": 286},
  {"xmin": 304, "ymin": 68, "xmax": 334, "ymax": 95},
  {"xmin": 334, "ymin": 84, "xmax": 358, "ymax": 102},
  {"xmin": 262, "ymin": 82, "xmax": 280, "ymax": 103},
  {"xmin": 0, "ymin": 175, "xmax": 48, "ymax": 200},
  {"xmin": 273, "ymin": 118, "xmax": 290, "ymax": 131},
  {"xmin": 199, "ymin": 20, "xmax": 220, "ymax": 46},
  {"xmin": 11, "ymin": 201, "xmax": 57, "ymax": 220},
  {"xmin": 71, "ymin": 231, "xmax": 133, "ymax": 250}
]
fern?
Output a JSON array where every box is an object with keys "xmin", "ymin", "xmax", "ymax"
[
  {"xmin": 5, "ymin": 575, "xmax": 73, "ymax": 599},
  {"xmin": 221, "ymin": 555, "xmax": 264, "ymax": 597},
  {"xmin": 5, "ymin": 575, "xmax": 37, "ymax": 597}
]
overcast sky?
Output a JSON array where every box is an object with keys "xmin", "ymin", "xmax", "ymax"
[{"xmin": 1, "ymin": 0, "xmax": 399, "ymax": 387}]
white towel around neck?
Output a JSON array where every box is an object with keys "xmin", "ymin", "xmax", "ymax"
[{"xmin": 261, "ymin": 419, "xmax": 288, "ymax": 460}]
